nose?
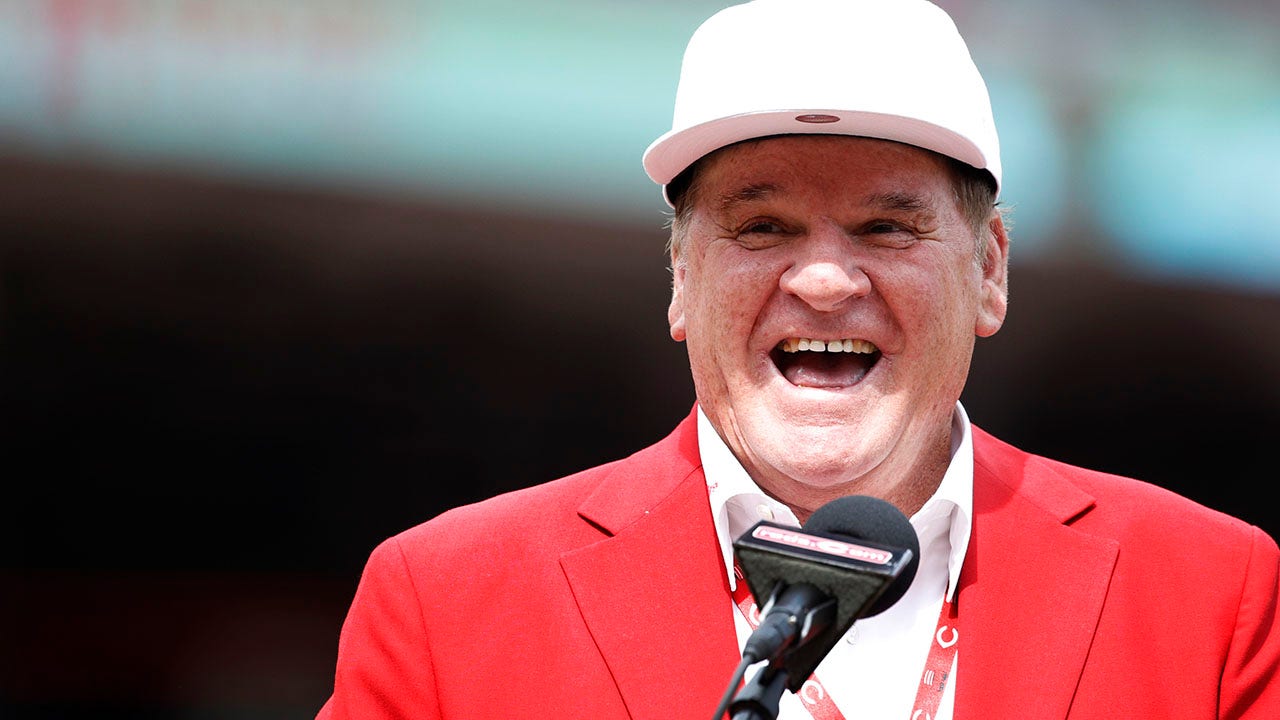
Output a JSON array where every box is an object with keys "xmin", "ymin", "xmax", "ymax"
[{"xmin": 778, "ymin": 225, "xmax": 870, "ymax": 312}]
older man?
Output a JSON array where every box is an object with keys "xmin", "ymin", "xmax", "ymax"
[{"xmin": 317, "ymin": 1, "xmax": 1280, "ymax": 719}]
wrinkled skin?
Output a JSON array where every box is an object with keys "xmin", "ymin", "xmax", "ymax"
[{"xmin": 668, "ymin": 136, "xmax": 1009, "ymax": 521}]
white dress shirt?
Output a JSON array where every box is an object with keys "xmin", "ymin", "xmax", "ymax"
[{"xmin": 700, "ymin": 404, "xmax": 973, "ymax": 720}]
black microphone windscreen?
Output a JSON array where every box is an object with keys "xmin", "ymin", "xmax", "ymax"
[
  {"xmin": 732, "ymin": 495, "xmax": 921, "ymax": 690},
  {"xmin": 804, "ymin": 495, "xmax": 921, "ymax": 616}
]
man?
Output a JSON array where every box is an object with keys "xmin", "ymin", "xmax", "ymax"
[{"xmin": 317, "ymin": 1, "xmax": 1280, "ymax": 718}]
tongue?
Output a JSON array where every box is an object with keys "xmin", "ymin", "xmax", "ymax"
[{"xmin": 782, "ymin": 352, "xmax": 874, "ymax": 388}]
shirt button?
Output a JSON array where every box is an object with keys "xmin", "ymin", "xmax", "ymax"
[{"xmin": 756, "ymin": 504, "xmax": 775, "ymax": 521}]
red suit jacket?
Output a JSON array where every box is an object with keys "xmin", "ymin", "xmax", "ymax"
[{"xmin": 318, "ymin": 409, "xmax": 1280, "ymax": 719}]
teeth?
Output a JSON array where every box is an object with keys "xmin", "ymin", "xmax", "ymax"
[{"xmin": 777, "ymin": 338, "xmax": 878, "ymax": 354}]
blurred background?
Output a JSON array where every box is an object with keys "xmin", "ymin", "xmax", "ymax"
[{"xmin": 2, "ymin": 0, "xmax": 1277, "ymax": 717}]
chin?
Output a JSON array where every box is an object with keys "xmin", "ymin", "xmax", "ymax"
[
  {"xmin": 748, "ymin": 429, "xmax": 885, "ymax": 490},
  {"xmin": 774, "ymin": 457, "xmax": 870, "ymax": 490}
]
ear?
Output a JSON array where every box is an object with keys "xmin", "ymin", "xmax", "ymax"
[
  {"xmin": 975, "ymin": 212, "xmax": 1009, "ymax": 338},
  {"xmin": 668, "ymin": 249, "xmax": 687, "ymax": 342}
]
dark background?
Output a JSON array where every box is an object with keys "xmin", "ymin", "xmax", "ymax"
[{"xmin": 3, "ymin": 153, "xmax": 1278, "ymax": 719}]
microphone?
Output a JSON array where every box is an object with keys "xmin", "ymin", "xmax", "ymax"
[{"xmin": 718, "ymin": 495, "xmax": 920, "ymax": 720}]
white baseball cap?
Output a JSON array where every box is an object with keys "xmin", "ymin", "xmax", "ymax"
[{"xmin": 642, "ymin": 0, "xmax": 1001, "ymax": 206}]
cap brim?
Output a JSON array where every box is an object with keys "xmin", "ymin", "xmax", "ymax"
[{"xmin": 643, "ymin": 110, "xmax": 993, "ymax": 207}]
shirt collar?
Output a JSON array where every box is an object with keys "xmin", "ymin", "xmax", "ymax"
[{"xmin": 698, "ymin": 403, "xmax": 974, "ymax": 601}]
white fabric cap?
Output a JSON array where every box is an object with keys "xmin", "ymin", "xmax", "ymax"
[{"xmin": 642, "ymin": 0, "xmax": 1001, "ymax": 205}]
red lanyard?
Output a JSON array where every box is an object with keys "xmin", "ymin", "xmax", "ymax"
[{"xmin": 731, "ymin": 564, "xmax": 958, "ymax": 720}]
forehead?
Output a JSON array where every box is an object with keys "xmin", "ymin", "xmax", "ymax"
[{"xmin": 687, "ymin": 135, "xmax": 958, "ymax": 212}]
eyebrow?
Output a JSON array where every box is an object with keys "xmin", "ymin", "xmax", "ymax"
[
  {"xmin": 713, "ymin": 184, "xmax": 940, "ymax": 221},
  {"xmin": 713, "ymin": 182, "xmax": 780, "ymax": 213},
  {"xmin": 863, "ymin": 191, "xmax": 933, "ymax": 214},
  {"xmin": 861, "ymin": 190, "xmax": 944, "ymax": 226}
]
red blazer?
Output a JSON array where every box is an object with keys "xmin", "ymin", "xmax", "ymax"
[{"xmin": 318, "ymin": 409, "xmax": 1280, "ymax": 719}]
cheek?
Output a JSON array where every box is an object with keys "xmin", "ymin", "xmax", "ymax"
[
  {"xmin": 686, "ymin": 284, "xmax": 749, "ymax": 350},
  {"xmin": 687, "ymin": 254, "xmax": 777, "ymax": 327},
  {"xmin": 881, "ymin": 259, "xmax": 982, "ymax": 340}
]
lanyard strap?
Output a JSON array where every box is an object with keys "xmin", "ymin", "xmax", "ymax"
[{"xmin": 731, "ymin": 564, "xmax": 958, "ymax": 720}]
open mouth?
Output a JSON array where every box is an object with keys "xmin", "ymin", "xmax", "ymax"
[{"xmin": 770, "ymin": 337, "xmax": 881, "ymax": 389}]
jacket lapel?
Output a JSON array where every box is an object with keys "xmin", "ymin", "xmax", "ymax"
[
  {"xmin": 560, "ymin": 411, "xmax": 741, "ymax": 720},
  {"xmin": 958, "ymin": 428, "xmax": 1119, "ymax": 720}
]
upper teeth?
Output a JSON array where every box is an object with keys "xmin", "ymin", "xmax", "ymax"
[{"xmin": 778, "ymin": 338, "xmax": 878, "ymax": 353}]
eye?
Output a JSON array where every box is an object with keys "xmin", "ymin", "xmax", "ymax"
[
  {"xmin": 741, "ymin": 220, "xmax": 785, "ymax": 235},
  {"xmin": 867, "ymin": 221, "xmax": 905, "ymax": 234},
  {"xmin": 859, "ymin": 220, "xmax": 918, "ymax": 249},
  {"xmin": 730, "ymin": 218, "xmax": 792, "ymax": 250}
]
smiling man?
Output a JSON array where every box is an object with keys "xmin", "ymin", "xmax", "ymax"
[
  {"xmin": 317, "ymin": 2, "xmax": 1280, "ymax": 719},
  {"xmin": 664, "ymin": 135, "xmax": 1007, "ymax": 523}
]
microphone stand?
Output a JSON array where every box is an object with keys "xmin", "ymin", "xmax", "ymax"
[{"xmin": 728, "ymin": 662, "xmax": 790, "ymax": 720}]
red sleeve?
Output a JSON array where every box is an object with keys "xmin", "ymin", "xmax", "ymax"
[
  {"xmin": 1223, "ymin": 526, "xmax": 1280, "ymax": 719},
  {"xmin": 317, "ymin": 537, "xmax": 442, "ymax": 720}
]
